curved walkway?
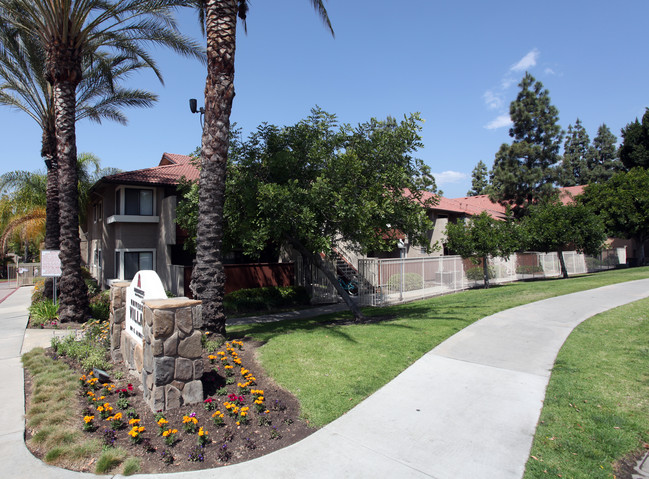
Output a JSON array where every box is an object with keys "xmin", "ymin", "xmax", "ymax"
[{"xmin": 2, "ymin": 279, "xmax": 649, "ymax": 478}]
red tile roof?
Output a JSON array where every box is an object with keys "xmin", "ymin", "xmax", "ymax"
[
  {"xmin": 451, "ymin": 186, "xmax": 587, "ymax": 218},
  {"xmin": 101, "ymin": 152, "xmax": 199, "ymax": 186}
]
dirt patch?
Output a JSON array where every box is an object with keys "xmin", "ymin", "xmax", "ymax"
[
  {"xmin": 24, "ymin": 338, "xmax": 316, "ymax": 474},
  {"xmin": 614, "ymin": 446, "xmax": 649, "ymax": 478}
]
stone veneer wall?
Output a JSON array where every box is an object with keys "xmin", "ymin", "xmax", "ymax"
[{"xmin": 109, "ymin": 282, "xmax": 204, "ymax": 412}]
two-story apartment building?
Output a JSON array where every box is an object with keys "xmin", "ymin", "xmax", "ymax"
[{"xmin": 83, "ymin": 153, "xmax": 198, "ymax": 294}]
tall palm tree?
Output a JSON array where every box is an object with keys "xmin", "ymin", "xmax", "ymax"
[
  {"xmin": 1, "ymin": 21, "xmax": 158, "ymax": 298},
  {"xmin": 191, "ymin": 0, "xmax": 333, "ymax": 336},
  {"xmin": 0, "ymin": 0, "xmax": 204, "ymax": 322}
]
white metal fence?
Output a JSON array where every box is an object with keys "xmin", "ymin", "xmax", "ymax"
[
  {"xmin": 6, "ymin": 262, "xmax": 41, "ymax": 287},
  {"xmin": 356, "ymin": 249, "xmax": 624, "ymax": 306}
]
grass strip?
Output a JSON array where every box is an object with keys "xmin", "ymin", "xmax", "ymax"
[
  {"xmin": 230, "ymin": 267, "xmax": 649, "ymax": 427},
  {"xmin": 22, "ymin": 348, "xmax": 132, "ymax": 474},
  {"xmin": 523, "ymin": 297, "xmax": 649, "ymax": 478}
]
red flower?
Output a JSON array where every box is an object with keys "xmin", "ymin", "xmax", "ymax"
[{"xmin": 127, "ymin": 384, "xmax": 133, "ymax": 391}]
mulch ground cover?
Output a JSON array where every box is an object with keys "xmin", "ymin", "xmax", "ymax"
[{"xmin": 24, "ymin": 332, "xmax": 316, "ymax": 474}]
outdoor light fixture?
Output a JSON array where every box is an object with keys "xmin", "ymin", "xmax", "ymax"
[
  {"xmin": 189, "ymin": 98, "xmax": 204, "ymax": 115},
  {"xmin": 189, "ymin": 98, "xmax": 205, "ymax": 128}
]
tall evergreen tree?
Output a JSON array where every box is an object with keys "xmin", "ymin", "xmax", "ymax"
[
  {"xmin": 558, "ymin": 118, "xmax": 589, "ymax": 186},
  {"xmin": 466, "ymin": 160, "xmax": 489, "ymax": 196},
  {"xmin": 619, "ymin": 108, "xmax": 649, "ymax": 170},
  {"xmin": 489, "ymin": 73, "xmax": 563, "ymax": 217},
  {"xmin": 586, "ymin": 124, "xmax": 620, "ymax": 183}
]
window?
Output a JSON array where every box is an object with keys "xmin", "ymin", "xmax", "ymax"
[
  {"xmin": 93, "ymin": 201, "xmax": 103, "ymax": 223},
  {"xmin": 122, "ymin": 251, "xmax": 154, "ymax": 280},
  {"xmin": 125, "ymin": 188, "xmax": 153, "ymax": 215}
]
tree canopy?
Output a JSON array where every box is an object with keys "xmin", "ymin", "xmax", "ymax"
[
  {"xmin": 490, "ymin": 73, "xmax": 563, "ymax": 217},
  {"xmin": 522, "ymin": 200, "xmax": 605, "ymax": 278},
  {"xmin": 619, "ymin": 108, "xmax": 649, "ymax": 170},
  {"xmin": 580, "ymin": 168, "xmax": 649, "ymax": 265},
  {"xmin": 178, "ymin": 108, "xmax": 436, "ymax": 320},
  {"xmin": 444, "ymin": 211, "xmax": 520, "ymax": 288}
]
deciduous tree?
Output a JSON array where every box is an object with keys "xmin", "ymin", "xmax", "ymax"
[
  {"xmin": 444, "ymin": 212, "xmax": 520, "ymax": 288},
  {"xmin": 580, "ymin": 168, "xmax": 649, "ymax": 265},
  {"xmin": 178, "ymin": 109, "xmax": 436, "ymax": 322},
  {"xmin": 522, "ymin": 201, "xmax": 605, "ymax": 278}
]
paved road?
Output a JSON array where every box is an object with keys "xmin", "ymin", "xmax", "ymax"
[{"xmin": 0, "ymin": 281, "xmax": 18, "ymax": 304}]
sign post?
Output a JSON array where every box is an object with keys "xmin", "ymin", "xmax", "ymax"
[{"xmin": 41, "ymin": 250, "xmax": 62, "ymax": 303}]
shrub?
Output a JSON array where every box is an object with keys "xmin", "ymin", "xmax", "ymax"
[
  {"xmin": 89, "ymin": 291, "xmax": 111, "ymax": 321},
  {"xmin": 223, "ymin": 286, "xmax": 310, "ymax": 313},
  {"xmin": 387, "ymin": 273, "xmax": 423, "ymax": 292},
  {"xmin": 51, "ymin": 320, "xmax": 111, "ymax": 371},
  {"xmin": 29, "ymin": 299, "xmax": 59, "ymax": 327},
  {"xmin": 32, "ymin": 279, "xmax": 46, "ymax": 303},
  {"xmin": 465, "ymin": 266, "xmax": 496, "ymax": 281},
  {"xmin": 516, "ymin": 264, "xmax": 544, "ymax": 275}
]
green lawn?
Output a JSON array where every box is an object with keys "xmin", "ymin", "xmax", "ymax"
[
  {"xmin": 524, "ymin": 296, "xmax": 649, "ymax": 479},
  {"xmin": 229, "ymin": 267, "xmax": 649, "ymax": 427}
]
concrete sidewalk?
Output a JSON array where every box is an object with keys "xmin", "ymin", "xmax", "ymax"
[{"xmin": 2, "ymin": 279, "xmax": 649, "ymax": 478}]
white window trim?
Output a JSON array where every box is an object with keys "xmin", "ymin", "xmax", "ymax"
[{"xmin": 114, "ymin": 248, "xmax": 156, "ymax": 281}]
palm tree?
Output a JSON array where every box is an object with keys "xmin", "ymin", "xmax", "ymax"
[
  {"xmin": 0, "ymin": 21, "xmax": 158, "ymax": 297},
  {"xmin": 0, "ymin": 153, "xmax": 112, "ymax": 259},
  {"xmin": 0, "ymin": 0, "xmax": 204, "ymax": 322},
  {"xmin": 190, "ymin": 0, "xmax": 333, "ymax": 337}
]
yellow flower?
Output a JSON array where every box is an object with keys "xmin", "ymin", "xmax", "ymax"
[
  {"xmin": 113, "ymin": 412, "xmax": 122, "ymax": 420},
  {"xmin": 83, "ymin": 415, "xmax": 94, "ymax": 423},
  {"xmin": 129, "ymin": 418, "xmax": 140, "ymax": 425},
  {"xmin": 198, "ymin": 427, "xmax": 208, "ymax": 436},
  {"xmin": 157, "ymin": 418, "xmax": 169, "ymax": 426}
]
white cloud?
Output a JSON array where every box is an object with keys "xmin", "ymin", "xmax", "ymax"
[
  {"xmin": 510, "ymin": 48, "xmax": 539, "ymax": 72},
  {"xmin": 483, "ymin": 90, "xmax": 502, "ymax": 110},
  {"xmin": 544, "ymin": 67, "xmax": 556, "ymax": 75},
  {"xmin": 432, "ymin": 170, "xmax": 468, "ymax": 185},
  {"xmin": 500, "ymin": 76, "xmax": 517, "ymax": 90},
  {"xmin": 484, "ymin": 114, "xmax": 512, "ymax": 130}
]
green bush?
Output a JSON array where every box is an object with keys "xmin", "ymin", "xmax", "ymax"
[
  {"xmin": 516, "ymin": 264, "xmax": 544, "ymax": 275},
  {"xmin": 465, "ymin": 265, "xmax": 496, "ymax": 281},
  {"xmin": 51, "ymin": 319, "xmax": 110, "ymax": 370},
  {"xmin": 223, "ymin": 286, "xmax": 310, "ymax": 313},
  {"xmin": 387, "ymin": 273, "xmax": 423, "ymax": 292},
  {"xmin": 29, "ymin": 299, "xmax": 59, "ymax": 327},
  {"xmin": 89, "ymin": 290, "xmax": 110, "ymax": 321}
]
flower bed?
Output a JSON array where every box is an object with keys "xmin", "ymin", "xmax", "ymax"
[{"xmin": 26, "ymin": 337, "xmax": 315, "ymax": 474}]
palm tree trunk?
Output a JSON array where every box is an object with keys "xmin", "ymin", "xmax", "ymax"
[
  {"xmin": 191, "ymin": 0, "xmax": 238, "ymax": 338},
  {"xmin": 54, "ymin": 80, "xmax": 89, "ymax": 322},
  {"xmin": 43, "ymin": 127, "xmax": 59, "ymax": 300}
]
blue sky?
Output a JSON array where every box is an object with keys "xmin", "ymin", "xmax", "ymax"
[{"xmin": 1, "ymin": 0, "xmax": 648, "ymax": 198}]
